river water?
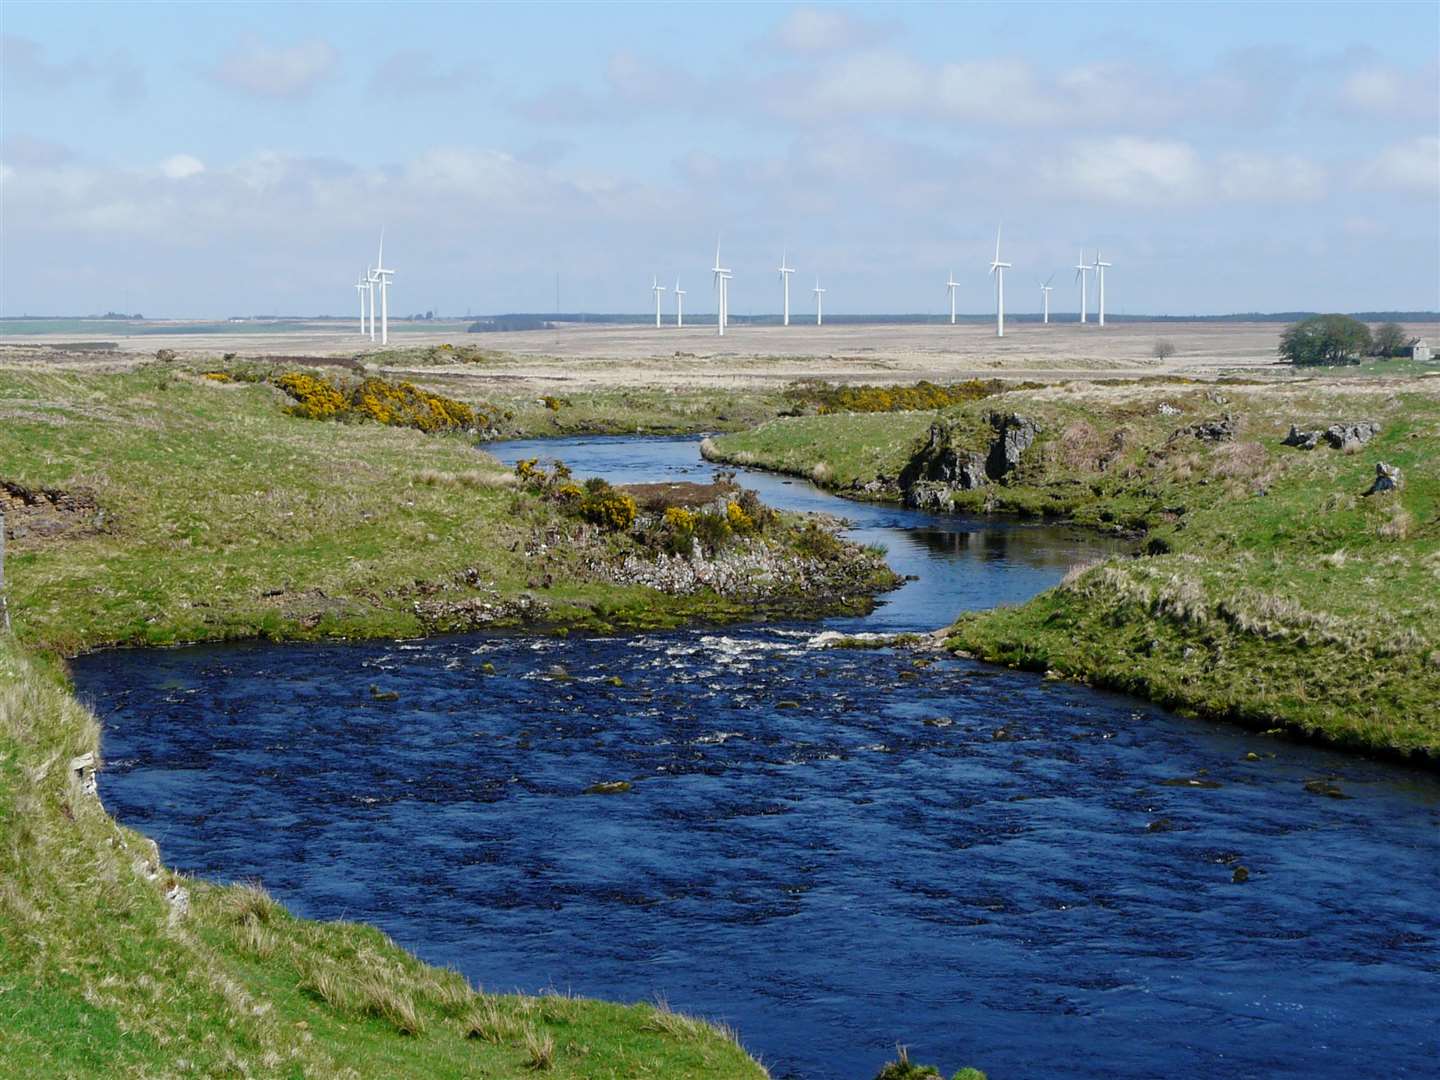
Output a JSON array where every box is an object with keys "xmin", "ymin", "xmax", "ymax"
[{"xmin": 74, "ymin": 436, "xmax": 1440, "ymax": 1079}]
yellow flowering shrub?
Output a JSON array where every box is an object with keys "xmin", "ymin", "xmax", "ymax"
[
  {"xmin": 275, "ymin": 372, "xmax": 348, "ymax": 420},
  {"xmin": 580, "ymin": 489, "xmax": 637, "ymax": 532},
  {"xmin": 726, "ymin": 500, "xmax": 756, "ymax": 535},
  {"xmin": 274, "ymin": 372, "xmax": 476, "ymax": 432},
  {"xmin": 201, "ymin": 371, "xmax": 233, "ymax": 383}
]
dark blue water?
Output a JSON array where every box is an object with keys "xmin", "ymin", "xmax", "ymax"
[{"xmin": 74, "ymin": 436, "xmax": 1440, "ymax": 1079}]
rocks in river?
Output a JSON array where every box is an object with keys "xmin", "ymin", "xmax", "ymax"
[
  {"xmin": 1145, "ymin": 817, "xmax": 1173, "ymax": 832},
  {"xmin": 584, "ymin": 780, "xmax": 632, "ymax": 795},
  {"xmin": 923, "ymin": 717, "xmax": 952, "ymax": 727},
  {"xmin": 1303, "ymin": 778, "xmax": 1351, "ymax": 799},
  {"xmin": 369, "ymin": 684, "xmax": 400, "ymax": 701},
  {"xmin": 1231, "ymin": 865, "xmax": 1250, "ymax": 884},
  {"xmin": 1365, "ymin": 462, "xmax": 1403, "ymax": 495},
  {"xmin": 1159, "ymin": 777, "xmax": 1223, "ymax": 789}
]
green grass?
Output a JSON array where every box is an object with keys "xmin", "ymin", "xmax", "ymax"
[{"xmin": 710, "ymin": 377, "xmax": 1440, "ymax": 758}]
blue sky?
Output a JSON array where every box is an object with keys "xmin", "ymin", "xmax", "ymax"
[{"xmin": 3, "ymin": 1, "xmax": 1437, "ymax": 317}]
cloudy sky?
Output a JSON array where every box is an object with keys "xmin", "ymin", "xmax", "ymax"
[{"xmin": 2, "ymin": 1, "xmax": 1437, "ymax": 318}]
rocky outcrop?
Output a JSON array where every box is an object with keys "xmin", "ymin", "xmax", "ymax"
[
  {"xmin": 1365, "ymin": 462, "xmax": 1403, "ymax": 495},
  {"xmin": 1282, "ymin": 421, "xmax": 1380, "ymax": 451},
  {"xmin": 1170, "ymin": 414, "xmax": 1238, "ymax": 443},
  {"xmin": 900, "ymin": 413, "xmax": 1041, "ymax": 507},
  {"xmin": 986, "ymin": 413, "xmax": 1041, "ymax": 478},
  {"xmin": 1, "ymin": 481, "xmax": 103, "ymax": 541},
  {"xmin": 1325, "ymin": 421, "xmax": 1380, "ymax": 451}
]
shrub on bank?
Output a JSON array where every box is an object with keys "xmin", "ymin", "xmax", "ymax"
[{"xmin": 274, "ymin": 371, "xmax": 478, "ymax": 432}]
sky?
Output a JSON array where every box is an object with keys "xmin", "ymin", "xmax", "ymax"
[{"xmin": 2, "ymin": 1, "xmax": 1438, "ymax": 318}]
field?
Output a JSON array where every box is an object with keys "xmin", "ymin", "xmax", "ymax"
[{"xmin": 7, "ymin": 320, "xmax": 1436, "ymax": 393}]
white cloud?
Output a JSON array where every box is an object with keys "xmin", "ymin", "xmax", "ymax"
[
  {"xmin": 0, "ymin": 33, "xmax": 144, "ymax": 104},
  {"xmin": 1216, "ymin": 152, "xmax": 1326, "ymax": 202},
  {"xmin": 1046, "ymin": 136, "xmax": 1204, "ymax": 204},
  {"xmin": 210, "ymin": 38, "xmax": 338, "ymax": 100},
  {"xmin": 1339, "ymin": 68, "xmax": 1406, "ymax": 113},
  {"xmin": 772, "ymin": 7, "xmax": 892, "ymax": 53},
  {"xmin": 1361, "ymin": 135, "xmax": 1440, "ymax": 195},
  {"xmin": 160, "ymin": 154, "xmax": 205, "ymax": 180},
  {"xmin": 368, "ymin": 49, "xmax": 468, "ymax": 97}
]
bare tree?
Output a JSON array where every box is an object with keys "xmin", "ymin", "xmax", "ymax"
[{"xmin": 1153, "ymin": 339, "xmax": 1177, "ymax": 361}]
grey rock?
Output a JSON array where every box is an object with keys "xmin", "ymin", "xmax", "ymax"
[
  {"xmin": 1324, "ymin": 421, "xmax": 1380, "ymax": 451},
  {"xmin": 1365, "ymin": 462, "xmax": 1403, "ymax": 495},
  {"xmin": 986, "ymin": 412, "xmax": 1041, "ymax": 477},
  {"xmin": 1172, "ymin": 413, "xmax": 1238, "ymax": 443},
  {"xmin": 1282, "ymin": 425, "xmax": 1321, "ymax": 450}
]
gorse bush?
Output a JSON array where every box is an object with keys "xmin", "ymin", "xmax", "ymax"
[
  {"xmin": 580, "ymin": 487, "xmax": 638, "ymax": 532},
  {"xmin": 785, "ymin": 379, "xmax": 1035, "ymax": 415},
  {"xmin": 274, "ymin": 372, "xmax": 478, "ymax": 431}
]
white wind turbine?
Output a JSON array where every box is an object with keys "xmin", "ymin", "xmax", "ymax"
[
  {"xmin": 712, "ymin": 240, "xmax": 732, "ymax": 337},
  {"xmin": 778, "ymin": 249, "xmax": 795, "ymax": 326},
  {"xmin": 1039, "ymin": 274, "xmax": 1054, "ymax": 324},
  {"xmin": 1074, "ymin": 249, "xmax": 1090, "ymax": 325},
  {"xmin": 365, "ymin": 267, "xmax": 377, "ymax": 341},
  {"xmin": 989, "ymin": 224, "xmax": 1011, "ymax": 338},
  {"xmin": 651, "ymin": 276, "xmax": 666, "ymax": 328},
  {"xmin": 674, "ymin": 279, "xmax": 685, "ymax": 327},
  {"xmin": 945, "ymin": 270, "xmax": 960, "ymax": 325},
  {"xmin": 354, "ymin": 271, "xmax": 368, "ymax": 336},
  {"xmin": 1093, "ymin": 251, "xmax": 1111, "ymax": 326},
  {"xmin": 372, "ymin": 231, "xmax": 395, "ymax": 345},
  {"xmin": 813, "ymin": 277, "xmax": 825, "ymax": 326}
]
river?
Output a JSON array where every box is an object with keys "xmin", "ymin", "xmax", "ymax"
[{"xmin": 73, "ymin": 435, "xmax": 1440, "ymax": 1079}]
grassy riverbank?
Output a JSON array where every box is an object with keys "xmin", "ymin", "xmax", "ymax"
[
  {"xmin": 2, "ymin": 365, "xmax": 864, "ymax": 1075},
  {"xmin": 708, "ymin": 376, "xmax": 1440, "ymax": 759}
]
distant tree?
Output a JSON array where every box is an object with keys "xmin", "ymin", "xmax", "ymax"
[
  {"xmin": 1152, "ymin": 339, "xmax": 1177, "ymax": 360},
  {"xmin": 425, "ymin": 310, "xmax": 435, "ymax": 320},
  {"xmin": 1278, "ymin": 315, "xmax": 1372, "ymax": 366},
  {"xmin": 1369, "ymin": 321, "xmax": 1413, "ymax": 358}
]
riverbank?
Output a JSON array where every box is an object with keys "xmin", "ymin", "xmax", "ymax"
[
  {"xmin": 706, "ymin": 375, "xmax": 1440, "ymax": 760},
  {"xmin": 4, "ymin": 366, "xmax": 919, "ymax": 1075}
]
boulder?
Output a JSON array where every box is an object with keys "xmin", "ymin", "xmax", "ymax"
[
  {"xmin": 985, "ymin": 412, "xmax": 1041, "ymax": 478},
  {"xmin": 1281, "ymin": 425, "xmax": 1321, "ymax": 450},
  {"xmin": 1172, "ymin": 414, "xmax": 1238, "ymax": 443},
  {"xmin": 1365, "ymin": 462, "xmax": 1403, "ymax": 495},
  {"xmin": 1324, "ymin": 421, "xmax": 1380, "ymax": 451}
]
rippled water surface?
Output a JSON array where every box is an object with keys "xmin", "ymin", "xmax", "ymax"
[{"xmin": 74, "ymin": 436, "xmax": 1440, "ymax": 1079}]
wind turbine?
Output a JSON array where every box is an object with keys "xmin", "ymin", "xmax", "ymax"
[
  {"xmin": 778, "ymin": 249, "xmax": 795, "ymax": 326},
  {"xmin": 1074, "ymin": 249, "xmax": 1090, "ymax": 325},
  {"xmin": 365, "ymin": 267, "xmax": 377, "ymax": 341},
  {"xmin": 1093, "ymin": 251, "xmax": 1111, "ymax": 326},
  {"xmin": 1039, "ymin": 274, "xmax": 1054, "ymax": 324},
  {"xmin": 354, "ymin": 271, "xmax": 368, "ymax": 336},
  {"xmin": 813, "ymin": 277, "xmax": 825, "ymax": 326},
  {"xmin": 712, "ymin": 239, "xmax": 731, "ymax": 337},
  {"xmin": 989, "ymin": 224, "xmax": 1011, "ymax": 338},
  {"xmin": 651, "ymin": 276, "xmax": 666, "ymax": 328},
  {"xmin": 945, "ymin": 270, "xmax": 960, "ymax": 325},
  {"xmin": 372, "ymin": 231, "xmax": 395, "ymax": 345},
  {"xmin": 674, "ymin": 279, "xmax": 685, "ymax": 327}
]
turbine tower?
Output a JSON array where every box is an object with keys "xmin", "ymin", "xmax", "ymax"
[
  {"xmin": 945, "ymin": 270, "xmax": 960, "ymax": 325},
  {"xmin": 1040, "ymin": 274, "xmax": 1054, "ymax": 324},
  {"xmin": 372, "ymin": 231, "xmax": 394, "ymax": 345},
  {"xmin": 651, "ymin": 276, "xmax": 666, "ymax": 328},
  {"xmin": 365, "ymin": 267, "xmax": 377, "ymax": 341},
  {"xmin": 712, "ymin": 240, "xmax": 731, "ymax": 337},
  {"xmin": 1094, "ymin": 251, "xmax": 1111, "ymax": 326},
  {"xmin": 813, "ymin": 277, "xmax": 825, "ymax": 326},
  {"xmin": 354, "ymin": 271, "xmax": 368, "ymax": 336},
  {"xmin": 1074, "ymin": 249, "xmax": 1089, "ymax": 325},
  {"xmin": 778, "ymin": 249, "xmax": 795, "ymax": 326},
  {"xmin": 674, "ymin": 279, "xmax": 685, "ymax": 327},
  {"xmin": 989, "ymin": 224, "xmax": 1011, "ymax": 338}
]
